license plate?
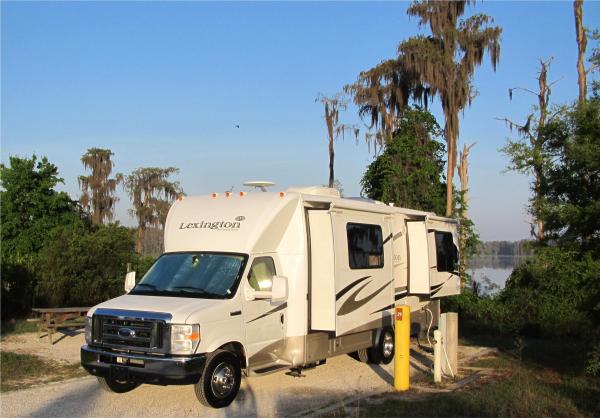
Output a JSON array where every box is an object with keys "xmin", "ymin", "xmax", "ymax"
[{"xmin": 110, "ymin": 365, "xmax": 130, "ymax": 381}]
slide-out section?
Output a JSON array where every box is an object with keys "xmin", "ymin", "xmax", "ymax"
[
  {"xmin": 407, "ymin": 221, "xmax": 430, "ymax": 294},
  {"xmin": 308, "ymin": 210, "xmax": 336, "ymax": 331}
]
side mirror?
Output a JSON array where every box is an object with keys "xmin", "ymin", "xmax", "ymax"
[
  {"xmin": 270, "ymin": 275, "xmax": 288, "ymax": 302},
  {"xmin": 125, "ymin": 271, "xmax": 136, "ymax": 293},
  {"xmin": 245, "ymin": 275, "xmax": 288, "ymax": 302}
]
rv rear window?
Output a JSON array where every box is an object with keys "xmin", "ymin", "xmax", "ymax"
[
  {"xmin": 435, "ymin": 231, "xmax": 458, "ymax": 273},
  {"xmin": 346, "ymin": 223, "xmax": 384, "ymax": 269}
]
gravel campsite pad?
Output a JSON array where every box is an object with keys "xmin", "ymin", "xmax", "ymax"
[{"xmin": 0, "ymin": 336, "xmax": 503, "ymax": 417}]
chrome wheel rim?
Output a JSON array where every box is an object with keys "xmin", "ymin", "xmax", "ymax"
[
  {"xmin": 211, "ymin": 362, "xmax": 235, "ymax": 398},
  {"xmin": 382, "ymin": 332, "xmax": 394, "ymax": 358}
]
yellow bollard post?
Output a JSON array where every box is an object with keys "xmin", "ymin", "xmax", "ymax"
[{"xmin": 394, "ymin": 305, "xmax": 410, "ymax": 391}]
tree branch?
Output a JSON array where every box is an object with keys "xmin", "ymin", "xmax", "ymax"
[{"xmin": 586, "ymin": 63, "xmax": 600, "ymax": 74}]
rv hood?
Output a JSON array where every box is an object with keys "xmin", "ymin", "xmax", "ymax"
[{"xmin": 88, "ymin": 294, "xmax": 227, "ymax": 324}]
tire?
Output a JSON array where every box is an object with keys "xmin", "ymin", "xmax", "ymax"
[
  {"xmin": 368, "ymin": 327, "xmax": 395, "ymax": 365},
  {"xmin": 348, "ymin": 348, "xmax": 370, "ymax": 363},
  {"xmin": 357, "ymin": 348, "xmax": 370, "ymax": 363},
  {"xmin": 195, "ymin": 349, "xmax": 241, "ymax": 408},
  {"xmin": 97, "ymin": 376, "xmax": 139, "ymax": 393}
]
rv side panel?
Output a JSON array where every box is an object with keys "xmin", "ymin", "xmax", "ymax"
[
  {"xmin": 390, "ymin": 215, "xmax": 408, "ymax": 300},
  {"xmin": 332, "ymin": 210, "xmax": 394, "ymax": 336}
]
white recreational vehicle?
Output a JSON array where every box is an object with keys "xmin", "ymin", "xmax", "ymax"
[{"xmin": 81, "ymin": 186, "xmax": 460, "ymax": 408}]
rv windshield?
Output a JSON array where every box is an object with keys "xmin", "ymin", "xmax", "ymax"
[{"xmin": 130, "ymin": 252, "xmax": 248, "ymax": 299}]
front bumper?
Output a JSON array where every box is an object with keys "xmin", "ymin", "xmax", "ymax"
[{"xmin": 81, "ymin": 345, "xmax": 206, "ymax": 385}]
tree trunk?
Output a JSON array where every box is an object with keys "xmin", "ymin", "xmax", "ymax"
[
  {"xmin": 574, "ymin": 0, "xmax": 587, "ymax": 103},
  {"xmin": 92, "ymin": 187, "xmax": 100, "ymax": 225},
  {"xmin": 457, "ymin": 143, "xmax": 473, "ymax": 289},
  {"xmin": 135, "ymin": 225, "xmax": 144, "ymax": 254},
  {"xmin": 445, "ymin": 134, "xmax": 456, "ymax": 217},
  {"xmin": 328, "ymin": 138, "xmax": 335, "ymax": 188},
  {"xmin": 533, "ymin": 169, "xmax": 545, "ymax": 240},
  {"xmin": 537, "ymin": 218, "xmax": 545, "ymax": 240},
  {"xmin": 534, "ymin": 60, "xmax": 549, "ymax": 240}
]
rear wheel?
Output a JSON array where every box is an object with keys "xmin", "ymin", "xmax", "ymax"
[
  {"xmin": 356, "ymin": 348, "xmax": 370, "ymax": 363},
  {"xmin": 348, "ymin": 348, "xmax": 370, "ymax": 363},
  {"xmin": 195, "ymin": 349, "xmax": 241, "ymax": 408},
  {"xmin": 97, "ymin": 377, "xmax": 139, "ymax": 393},
  {"xmin": 368, "ymin": 327, "xmax": 395, "ymax": 365}
]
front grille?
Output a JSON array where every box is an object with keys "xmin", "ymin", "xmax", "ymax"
[
  {"xmin": 102, "ymin": 318, "xmax": 155, "ymax": 348},
  {"xmin": 92, "ymin": 312, "xmax": 168, "ymax": 353}
]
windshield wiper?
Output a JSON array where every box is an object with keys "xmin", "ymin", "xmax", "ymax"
[{"xmin": 169, "ymin": 286, "xmax": 219, "ymax": 297}]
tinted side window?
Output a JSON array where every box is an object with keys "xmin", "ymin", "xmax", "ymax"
[
  {"xmin": 247, "ymin": 257, "xmax": 276, "ymax": 291},
  {"xmin": 435, "ymin": 232, "xmax": 458, "ymax": 272},
  {"xmin": 347, "ymin": 223, "xmax": 384, "ymax": 269}
]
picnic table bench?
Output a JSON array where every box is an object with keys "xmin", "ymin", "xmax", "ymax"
[{"xmin": 32, "ymin": 307, "xmax": 91, "ymax": 344}]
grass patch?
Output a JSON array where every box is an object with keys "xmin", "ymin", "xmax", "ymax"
[
  {"xmin": 337, "ymin": 339, "xmax": 600, "ymax": 418},
  {"xmin": 340, "ymin": 365, "xmax": 599, "ymax": 417},
  {"xmin": 1, "ymin": 319, "xmax": 38, "ymax": 336},
  {"xmin": 329, "ymin": 331, "xmax": 600, "ymax": 417},
  {"xmin": 469, "ymin": 354, "xmax": 513, "ymax": 370},
  {"xmin": 460, "ymin": 327, "xmax": 589, "ymax": 374},
  {"xmin": 0, "ymin": 351, "xmax": 86, "ymax": 392},
  {"xmin": 360, "ymin": 372, "xmax": 600, "ymax": 417}
]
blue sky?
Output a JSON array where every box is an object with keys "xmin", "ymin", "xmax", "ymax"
[{"xmin": 2, "ymin": 1, "xmax": 599, "ymax": 241}]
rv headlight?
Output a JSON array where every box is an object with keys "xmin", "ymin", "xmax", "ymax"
[
  {"xmin": 84, "ymin": 316, "xmax": 92, "ymax": 345},
  {"xmin": 170, "ymin": 324, "xmax": 200, "ymax": 355}
]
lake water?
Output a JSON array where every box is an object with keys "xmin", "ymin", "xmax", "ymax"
[{"xmin": 468, "ymin": 256, "xmax": 526, "ymax": 294}]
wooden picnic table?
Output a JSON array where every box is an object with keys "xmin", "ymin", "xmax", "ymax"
[{"xmin": 32, "ymin": 307, "xmax": 91, "ymax": 344}]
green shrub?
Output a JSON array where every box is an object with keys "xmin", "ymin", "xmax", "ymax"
[
  {"xmin": 501, "ymin": 247, "xmax": 599, "ymax": 338},
  {"xmin": 443, "ymin": 289, "xmax": 513, "ymax": 335},
  {"xmin": 1, "ymin": 262, "xmax": 35, "ymax": 320},
  {"xmin": 36, "ymin": 223, "xmax": 138, "ymax": 307},
  {"xmin": 586, "ymin": 343, "xmax": 600, "ymax": 376},
  {"xmin": 449, "ymin": 247, "xmax": 599, "ymax": 339}
]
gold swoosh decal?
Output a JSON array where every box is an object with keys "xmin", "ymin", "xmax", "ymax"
[{"xmin": 337, "ymin": 280, "xmax": 392, "ymax": 316}]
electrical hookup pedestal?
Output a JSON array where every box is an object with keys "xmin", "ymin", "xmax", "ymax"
[{"xmin": 435, "ymin": 312, "xmax": 459, "ymax": 383}]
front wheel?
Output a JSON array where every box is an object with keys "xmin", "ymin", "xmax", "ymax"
[
  {"xmin": 195, "ymin": 349, "xmax": 241, "ymax": 408},
  {"xmin": 97, "ymin": 376, "xmax": 139, "ymax": 393},
  {"xmin": 368, "ymin": 327, "xmax": 395, "ymax": 365}
]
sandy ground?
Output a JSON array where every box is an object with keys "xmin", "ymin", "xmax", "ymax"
[
  {"xmin": 0, "ymin": 331, "xmax": 416, "ymax": 417},
  {"xmin": 0, "ymin": 331, "xmax": 496, "ymax": 417},
  {"xmin": 1, "ymin": 330, "xmax": 84, "ymax": 364},
  {"xmin": 1, "ymin": 354, "xmax": 402, "ymax": 417}
]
